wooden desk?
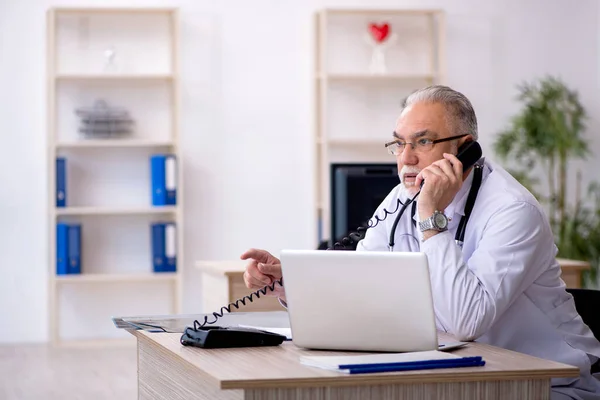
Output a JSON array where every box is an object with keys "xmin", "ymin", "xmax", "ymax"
[
  {"xmin": 196, "ymin": 260, "xmax": 282, "ymax": 313},
  {"xmin": 557, "ymin": 258, "xmax": 590, "ymax": 288},
  {"xmin": 129, "ymin": 313, "xmax": 579, "ymax": 400}
]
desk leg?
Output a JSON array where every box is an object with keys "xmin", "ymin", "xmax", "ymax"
[
  {"xmin": 137, "ymin": 336, "xmax": 243, "ymax": 400},
  {"xmin": 244, "ymin": 379, "xmax": 551, "ymax": 400}
]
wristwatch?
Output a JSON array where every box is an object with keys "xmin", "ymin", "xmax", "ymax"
[{"xmin": 419, "ymin": 210, "xmax": 449, "ymax": 232}]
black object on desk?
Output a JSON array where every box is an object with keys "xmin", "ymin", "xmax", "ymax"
[{"xmin": 180, "ymin": 325, "xmax": 287, "ymax": 349}]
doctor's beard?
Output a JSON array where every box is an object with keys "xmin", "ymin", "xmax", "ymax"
[{"xmin": 398, "ymin": 165, "xmax": 421, "ymax": 200}]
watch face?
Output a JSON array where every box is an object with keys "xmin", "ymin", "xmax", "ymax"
[{"xmin": 434, "ymin": 213, "xmax": 448, "ymax": 229}]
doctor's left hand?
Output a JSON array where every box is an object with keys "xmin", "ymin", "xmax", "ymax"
[{"xmin": 415, "ymin": 153, "xmax": 463, "ymax": 217}]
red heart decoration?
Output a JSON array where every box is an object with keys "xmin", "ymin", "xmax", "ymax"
[{"xmin": 369, "ymin": 23, "xmax": 390, "ymax": 43}]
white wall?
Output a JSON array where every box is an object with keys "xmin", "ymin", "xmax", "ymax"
[{"xmin": 0, "ymin": 0, "xmax": 598, "ymax": 343}]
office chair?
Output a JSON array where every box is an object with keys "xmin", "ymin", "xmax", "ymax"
[
  {"xmin": 566, "ymin": 288, "xmax": 600, "ymax": 340},
  {"xmin": 567, "ymin": 288, "xmax": 600, "ymax": 375}
]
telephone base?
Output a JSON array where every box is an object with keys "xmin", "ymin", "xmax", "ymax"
[{"xmin": 180, "ymin": 325, "xmax": 287, "ymax": 349}]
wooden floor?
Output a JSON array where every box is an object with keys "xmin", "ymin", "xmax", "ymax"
[{"xmin": 0, "ymin": 342, "xmax": 137, "ymax": 400}]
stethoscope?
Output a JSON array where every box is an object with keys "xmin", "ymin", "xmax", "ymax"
[{"xmin": 387, "ymin": 162, "xmax": 484, "ymax": 251}]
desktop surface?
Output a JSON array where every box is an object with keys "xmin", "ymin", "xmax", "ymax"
[{"xmin": 133, "ymin": 329, "xmax": 579, "ymax": 390}]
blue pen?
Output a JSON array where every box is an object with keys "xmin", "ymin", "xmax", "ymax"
[{"xmin": 341, "ymin": 358, "xmax": 485, "ymax": 374}]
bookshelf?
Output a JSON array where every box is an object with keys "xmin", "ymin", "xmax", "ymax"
[
  {"xmin": 47, "ymin": 7, "xmax": 183, "ymax": 345},
  {"xmin": 314, "ymin": 8, "xmax": 445, "ymax": 245}
]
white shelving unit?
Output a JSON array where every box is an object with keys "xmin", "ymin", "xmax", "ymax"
[
  {"xmin": 314, "ymin": 8, "xmax": 445, "ymax": 245},
  {"xmin": 47, "ymin": 7, "xmax": 183, "ymax": 345}
]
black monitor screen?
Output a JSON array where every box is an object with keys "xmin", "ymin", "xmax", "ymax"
[{"xmin": 330, "ymin": 163, "xmax": 399, "ymax": 246}]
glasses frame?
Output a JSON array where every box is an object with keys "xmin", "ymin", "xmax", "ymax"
[{"xmin": 384, "ymin": 133, "xmax": 469, "ymax": 155}]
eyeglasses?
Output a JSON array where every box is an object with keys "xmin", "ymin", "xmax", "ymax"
[{"xmin": 384, "ymin": 133, "xmax": 469, "ymax": 156}]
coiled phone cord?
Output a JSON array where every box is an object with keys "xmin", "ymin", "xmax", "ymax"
[{"xmin": 193, "ymin": 189, "xmax": 421, "ymax": 330}]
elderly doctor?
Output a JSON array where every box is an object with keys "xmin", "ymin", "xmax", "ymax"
[{"xmin": 241, "ymin": 85, "xmax": 600, "ymax": 399}]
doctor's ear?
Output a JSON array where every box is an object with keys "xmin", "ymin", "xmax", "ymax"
[{"xmin": 456, "ymin": 135, "xmax": 474, "ymax": 154}]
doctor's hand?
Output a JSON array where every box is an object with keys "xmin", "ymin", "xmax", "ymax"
[
  {"xmin": 240, "ymin": 248, "xmax": 286, "ymax": 301},
  {"xmin": 415, "ymin": 153, "xmax": 463, "ymax": 219}
]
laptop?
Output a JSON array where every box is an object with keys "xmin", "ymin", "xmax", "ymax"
[{"xmin": 279, "ymin": 250, "xmax": 438, "ymax": 352}]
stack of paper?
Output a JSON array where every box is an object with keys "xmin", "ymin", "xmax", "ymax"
[{"xmin": 300, "ymin": 350, "xmax": 485, "ymax": 374}]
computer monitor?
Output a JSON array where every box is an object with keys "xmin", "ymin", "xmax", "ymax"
[{"xmin": 329, "ymin": 163, "xmax": 399, "ymax": 247}]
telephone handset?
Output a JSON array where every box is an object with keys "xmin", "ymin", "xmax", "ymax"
[
  {"xmin": 451, "ymin": 140, "xmax": 483, "ymax": 176},
  {"xmin": 186, "ymin": 140, "xmax": 483, "ymax": 336}
]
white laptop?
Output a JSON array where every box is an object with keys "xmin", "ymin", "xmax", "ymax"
[{"xmin": 279, "ymin": 250, "xmax": 438, "ymax": 353}]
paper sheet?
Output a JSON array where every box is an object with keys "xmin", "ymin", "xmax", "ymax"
[
  {"xmin": 300, "ymin": 350, "xmax": 460, "ymax": 370},
  {"xmin": 237, "ymin": 325, "xmax": 292, "ymax": 340}
]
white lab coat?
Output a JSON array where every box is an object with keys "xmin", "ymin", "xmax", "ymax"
[{"xmin": 357, "ymin": 158, "xmax": 600, "ymax": 399}]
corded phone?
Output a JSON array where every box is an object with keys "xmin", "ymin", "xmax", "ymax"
[{"xmin": 180, "ymin": 140, "xmax": 483, "ymax": 349}]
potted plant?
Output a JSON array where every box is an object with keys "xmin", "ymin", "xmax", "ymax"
[{"xmin": 493, "ymin": 75, "xmax": 599, "ymax": 288}]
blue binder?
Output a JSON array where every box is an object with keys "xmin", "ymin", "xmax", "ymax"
[
  {"xmin": 165, "ymin": 155, "xmax": 177, "ymax": 206},
  {"xmin": 150, "ymin": 155, "xmax": 167, "ymax": 206},
  {"xmin": 164, "ymin": 222, "xmax": 177, "ymax": 272},
  {"xmin": 68, "ymin": 224, "xmax": 81, "ymax": 274},
  {"xmin": 151, "ymin": 222, "xmax": 166, "ymax": 272},
  {"xmin": 151, "ymin": 154, "xmax": 177, "ymax": 206},
  {"xmin": 56, "ymin": 158, "xmax": 66, "ymax": 207},
  {"xmin": 56, "ymin": 223, "xmax": 69, "ymax": 275}
]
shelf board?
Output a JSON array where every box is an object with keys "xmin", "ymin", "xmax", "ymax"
[
  {"xmin": 323, "ymin": 8, "xmax": 442, "ymax": 16},
  {"xmin": 53, "ymin": 7, "xmax": 177, "ymax": 14},
  {"xmin": 56, "ymin": 139, "xmax": 175, "ymax": 149},
  {"xmin": 55, "ymin": 272, "xmax": 178, "ymax": 284},
  {"xmin": 55, "ymin": 206, "xmax": 177, "ymax": 216},
  {"xmin": 320, "ymin": 73, "xmax": 435, "ymax": 82},
  {"xmin": 56, "ymin": 73, "xmax": 173, "ymax": 81}
]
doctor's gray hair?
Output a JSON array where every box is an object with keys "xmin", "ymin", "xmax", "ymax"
[{"xmin": 401, "ymin": 85, "xmax": 479, "ymax": 141}]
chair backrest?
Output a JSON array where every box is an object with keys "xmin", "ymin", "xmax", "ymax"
[{"xmin": 566, "ymin": 288, "xmax": 600, "ymax": 340}]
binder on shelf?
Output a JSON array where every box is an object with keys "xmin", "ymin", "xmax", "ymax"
[
  {"xmin": 151, "ymin": 154, "xmax": 177, "ymax": 206},
  {"xmin": 299, "ymin": 350, "xmax": 485, "ymax": 374},
  {"xmin": 165, "ymin": 155, "xmax": 177, "ymax": 206},
  {"xmin": 164, "ymin": 222, "xmax": 177, "ymax": 272},
  {"xmin": 56, "ymin": 223, "xmax": 81, "ymax": 275},
  {"xmin": 56, "ymin": 223, "xmax": 69, "ymax": 275},
  {"xmin": 68, "ymin": 224, "xmax": 81, "ymax": 274},
  {"xmin": 151, "ymin": 222, "xmax": 165, "ymax": 272},
  {"xmin": 151, "ymin": 222, "xmax": 177, "ymax": 273},
  {"xmin": 56, "ymin": 157, "xmax": 66, "ymax": 207}
]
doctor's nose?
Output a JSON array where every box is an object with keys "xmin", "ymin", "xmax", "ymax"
[{"xmin": 399, "ymin": 144, "xmax": 418, "ymax": 166}]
